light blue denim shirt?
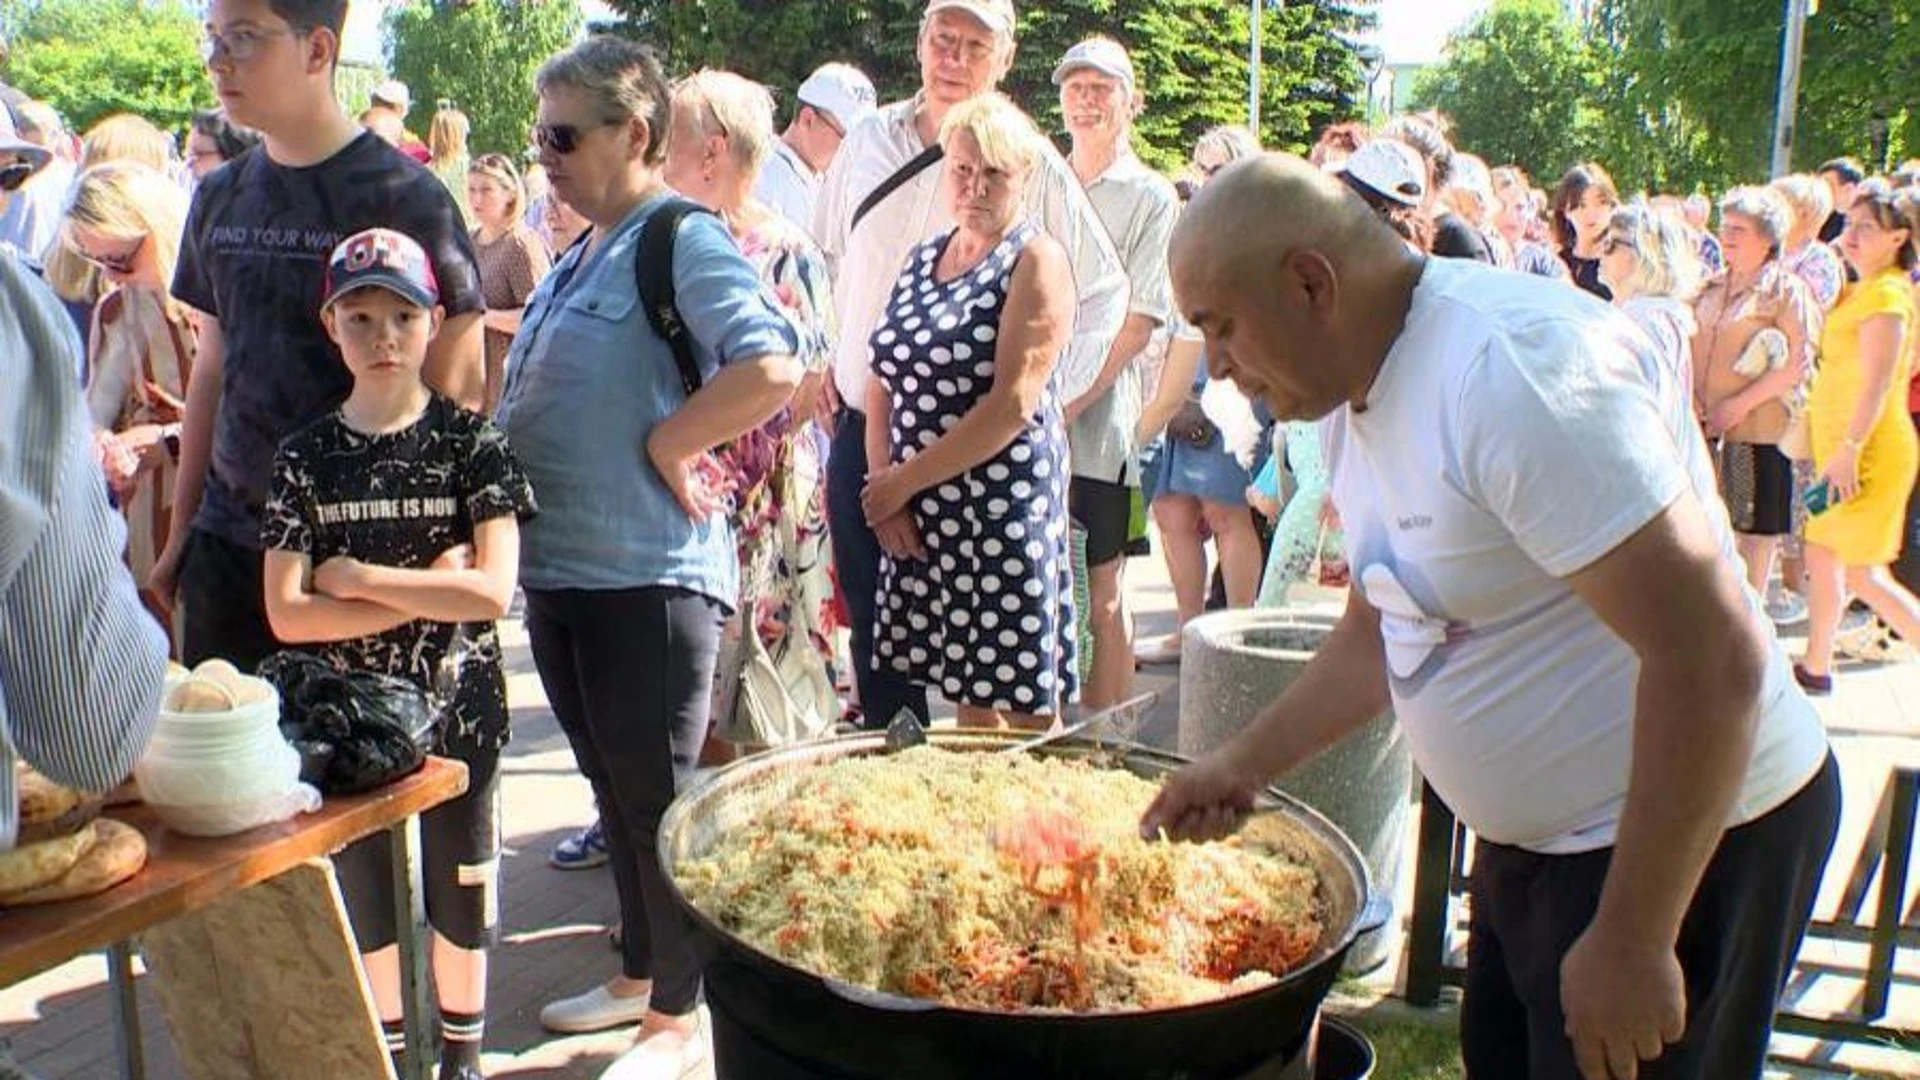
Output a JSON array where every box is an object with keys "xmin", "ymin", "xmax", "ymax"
[{"xmin": 498, "ymin": 193, "xmax": 800, "ymax": 603}]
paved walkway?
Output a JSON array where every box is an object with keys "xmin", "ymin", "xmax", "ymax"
[{"xmin": 2, "ymin": 551, "xmax": 1915, "ymax": 1077}]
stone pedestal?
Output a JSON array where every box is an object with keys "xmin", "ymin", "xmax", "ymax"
[{"xmin": 1179, "ymin": 609, "xmax": 1410, "ymax": 973}]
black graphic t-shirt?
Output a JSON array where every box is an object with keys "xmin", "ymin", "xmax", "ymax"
[
  {"xmin": 261, "ymin": 396, "xmax": 536, "ymax": 753},
  {"xmin": 175, "ymin": 133, "xmax": 485, "ymax": 549}
]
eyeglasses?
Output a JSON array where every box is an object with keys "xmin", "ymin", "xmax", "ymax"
[
  {"xmin": 200, "ymin": 26, "xmax": 300, "ymax": 64},
  {"xmin": 1601, "ymin": 233, "xmax": 1636, "ymax": 254},
  {"xmin": 0, "ymin": 162, "xmax": 33, "ymax": 192},
  {"xmin": 532, "ymin": 120, "xmax": 619, "ymax": 156},
  {"xmin": 76, "ymin": 234, "xmax": 146, "ymax": 276}
]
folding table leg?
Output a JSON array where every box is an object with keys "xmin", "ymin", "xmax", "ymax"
[
  {"xmin": 389, "ymin": 817, "xmax": 432, "ymax": 1080},
  {"xmin": 107, "ymin": 939, "xmax": 145, "ymax": 1080}
]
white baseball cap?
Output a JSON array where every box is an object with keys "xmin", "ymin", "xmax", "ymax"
[
  {"xmin": 797, "ymin": 63, "xmax": 878, "ymax": 133},
  {"xmin": 1339, "ymin": 139, "xmax": 1427, "ymax": 207},
  {"xmin": 371, "ymin": 79, "xmax": 412, "ymax": 115},
  {"xmin": 925, "ymin": 0, "xmax": 1016, "ymax": 38},
  {"xmin": 0, "ymin": 104, "xmax": 51, "ymax": 171},
  {"xmin": 1051, "ymin": 37, "xmax": 1135, "ymax": 89}
]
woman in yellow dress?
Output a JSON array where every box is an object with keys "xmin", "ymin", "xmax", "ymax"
[{"xmin": 1797, "ymin": 180, "xmax": 1920, "ymax": 693}]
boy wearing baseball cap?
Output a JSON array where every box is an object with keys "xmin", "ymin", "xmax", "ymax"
[{"xmin": 261, "ymin": 228, "xmax": 536, "ymax": 1080}]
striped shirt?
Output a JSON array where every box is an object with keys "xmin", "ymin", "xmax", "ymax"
[{"xmin": 0, "ymin": 248, "xmax": 168, "ymax": 850}]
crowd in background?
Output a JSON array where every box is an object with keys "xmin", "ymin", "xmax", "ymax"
[{"xmin": 1, "ymin": 0, "xmax": 1918, "ymax": 1076}]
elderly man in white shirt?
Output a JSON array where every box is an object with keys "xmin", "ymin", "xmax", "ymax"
[
  {"xmin": 813, "ymin": 0, "xmax": 1128, "ymax": 729},
  {"xmin": 755, "ymin": 62, "xmax": 876, "ymax": 232},
  {"xmin": 1054, "ymin": 36, "xmax": 1179, "ymax": 710}
]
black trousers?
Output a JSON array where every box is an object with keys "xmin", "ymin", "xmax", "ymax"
[
  {"xmin": 524, "ymin": 585, "xmax": 723, "ymax": 1015},
  {"xmin": 1462, "ymin": 755, "xmax": 1841, "ymax": 1080},
  {"xmin": 179, "ymin": 528, "xmax": 282, "ymax": 671},
  {"xmin": 826, "ymin": 408, "xmax": 929, "ymax": 728}
]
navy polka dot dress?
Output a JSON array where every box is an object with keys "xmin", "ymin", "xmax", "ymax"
[{"xmin": 869, "ymin": 222, "xmax": 1077, "ymax": 716}]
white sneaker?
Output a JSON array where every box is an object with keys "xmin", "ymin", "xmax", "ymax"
[
  {"xmin": 1133, "ymin": 633, "xmax": 1182, "ymax": 665},
  {"xmin": 598, "ymin": 1012, "xmax": 710, "ymax": 1080},
  {"xmin": 539, "ymin": 983, "xmax": 650, "ymax": 1034}
]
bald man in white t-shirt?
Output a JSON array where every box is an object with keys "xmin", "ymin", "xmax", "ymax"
[{"xmin": 1143, "ymin": 155, "xmax": 1838, "ymax": 1080}]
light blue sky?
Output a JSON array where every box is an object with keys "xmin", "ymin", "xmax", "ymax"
[{"xmin": 343, "ymin": 0, "xmax": 1489, "ymax": 69}]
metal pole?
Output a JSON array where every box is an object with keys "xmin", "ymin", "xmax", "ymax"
[
  {"xmin": 1249, "ymin": 0, "xmax": 1263, "ymax": 134},
  {"xmin": 1769, "ymin": 0, "xmax": 1810, "ymax": 178}
]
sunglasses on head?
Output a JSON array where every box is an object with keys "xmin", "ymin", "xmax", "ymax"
[
  {"xmin": 1, "ymin": 162, "xmax": 34, "ymax": 192},
  {"xmin": 532, "ymin": 119, "xmax": 617, "ymax": 156}
]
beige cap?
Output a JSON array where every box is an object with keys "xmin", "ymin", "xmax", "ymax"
[{"xmin": 925, "ymin": 0, "xmax": 1016, "ymax": 37}]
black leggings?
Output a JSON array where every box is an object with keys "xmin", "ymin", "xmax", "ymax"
[
  {"xmin": 524, "ymin": 585, "xmax": 724, "ymax": 1015},
  {"xmin": 1461, "ymin": 755, "xmax": 1840, "ymax": 1080}
]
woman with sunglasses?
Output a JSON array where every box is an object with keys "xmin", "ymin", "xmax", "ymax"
[
  {"xmin": 496, "ymin": 38, "xmax": 800, "ymax": 1077},
  {"xmin": 1796, "ymin": 181, "xmax": 1920, "ymax": 693},
  {"xmin": 64, "ymin": 161, "xmax": 195, "ymax": 639},
  {"xmin": 467, "ymin": 152, "xmax": 550, "ymax": 414},
  {"xmin": 1599, "ymin": 203, "xmax": 1705, "ymax": 395}
]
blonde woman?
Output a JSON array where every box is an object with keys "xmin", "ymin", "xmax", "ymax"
[
  {"xmin": 858, "ymin": 92, "xmax": 1079, "ymax": 730},
  {"xmin": 80, "ymin": 113, "xmax": 172, "ymax": 172},
  {"xmin": 45, "ymin": 114, "xmax": 180, "ymax": 331},
  {"xmin": 429, "ymin": 104, "xmax": 474, "ymax": 226},
  {"xmin": 1598, "ymin": 202, "xmax": 1704, "ymax": 394},
  {"xmin": 64, "ymin": 162, "xmax": 195, "ymax": 638},
  {"xmin": 467, "ymin": 153, "xmax": 550, "ymax": 414},
  {"xmin": 1773, "ymin": 173, "xmax": 1846, "ymax": 313},
  {"xmin": 662, "ymin": 68, "xmax": 841, "ymax": 745}
]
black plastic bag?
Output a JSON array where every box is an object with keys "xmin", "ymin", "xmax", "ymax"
[{"xmin": 258, "ymin": 651, "xmax": 437, "ymax": 795}]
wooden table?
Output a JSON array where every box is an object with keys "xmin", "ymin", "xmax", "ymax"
[{"xmin": 0, "ymin": 757, "xmax": 468, "ymax": 1080}]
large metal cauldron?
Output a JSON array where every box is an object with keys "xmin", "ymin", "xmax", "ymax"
[{"xmin": 660, "ymin": 730, "xmax": 1389, "ymax": 1080}]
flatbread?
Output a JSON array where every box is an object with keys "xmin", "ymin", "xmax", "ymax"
[
  {"xmin": 18, "ymin": 765, "xmax": 86, "ymax": 827},
  {"xmin": 0, "ymin": 818, "xmax": 146, "ymax": 906},
  {"xmin": 0, "ymin": 821, "xmax": 97, "ymax": 895}
]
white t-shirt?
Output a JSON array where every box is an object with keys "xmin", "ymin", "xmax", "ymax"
[
  {"xmin": 1324, "ymin": 258, "xmax": 1828, "ymax": 854},
  {"xmin": 754, "ymin": 140, "xmax": 819, "ymax": 235}
]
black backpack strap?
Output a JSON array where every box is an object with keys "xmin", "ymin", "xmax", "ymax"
[
  {"xmin": 636, "ymin": 196, "xmax": 716, "ymax": 399},
  {"xmin": 850, "ymin": 144, "xmax": 944, "ymax": 233}
]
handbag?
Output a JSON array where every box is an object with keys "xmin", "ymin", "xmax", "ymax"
[{"xmin": 1166, "ymin": 397, "xmax": 1218, "ymax": 447}]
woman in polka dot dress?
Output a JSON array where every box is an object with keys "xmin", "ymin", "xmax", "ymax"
[{"xmin": 859, "ymin": 93, "xmax": 1079, "ymax": 730}]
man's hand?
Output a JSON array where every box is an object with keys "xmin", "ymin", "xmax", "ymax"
[
  {"xmin": 312, "ymin": 556, "xmax": 369, "ymax": 600},
  {"xmin": 1139, "ymin": 745, "xmax": 1262, "ymax": 841},
  {"xmin": 1560, "ymin": 921, "xmax": 1687, "ymax": 1080},
  {"xmin": 1701, "ymin": 396, "xmax": 1750, "ymax": 440},
  {"xmin": 647, "ymin": 431, "xmax": 728, "ymax": 520}
]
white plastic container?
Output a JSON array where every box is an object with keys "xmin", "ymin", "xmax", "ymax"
[{"xmin": 137, "ymin": 683, "xmax": 319, "ymax": 837}]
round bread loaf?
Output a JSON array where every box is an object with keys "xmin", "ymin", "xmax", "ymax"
[
  {"xmin": 0, "ymin": 819, "xmax": 145, "ymax": 906},
  {"xmin": 167, "ymin": 676, "xmax": 238, "ymax": 714},
  {"xmin": 18, "ymin": 765, "xmax": 85, "ymax": 827},
  {"xmin": 0, "ymin": 821, "xmax": 97, "ymax": 895}
]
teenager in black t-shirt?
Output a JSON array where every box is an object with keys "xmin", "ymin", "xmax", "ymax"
[
  {"xmin": 263, "ymin": 229, "xmax": 533, "ymax": 1080},
  {"xmin": 158, "ymin": 0, "xmax": 484, "ymax": 673}
]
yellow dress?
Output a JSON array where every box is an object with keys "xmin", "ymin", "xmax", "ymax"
[{"xmin": 1805, "ymin": 269, "xmax": 1918, "ymax": 564}]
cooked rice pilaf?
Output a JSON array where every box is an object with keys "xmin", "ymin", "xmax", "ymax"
[{"xmin": 676, "ymin": 747, "xmax": 1323, "ymax": 1011}]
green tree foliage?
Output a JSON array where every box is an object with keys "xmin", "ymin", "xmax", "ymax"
[
  {"xmin": 387, "ymin": 0, "xmax": 585, "ymax": 157},
  {"xmin": 1407, "ymin": 0, "xmax": 1601, "ymax": 187},
  {"xmin": 603, "ymin": 0, "xmax": 1372, "ymax": 173},
  {"xmin": 0, "ymin": 0, "xmax": 212, "ymax": 136},
  {"xmin": 1590, "ymin": 0, "xmax": 1916, "ymax": 192}
]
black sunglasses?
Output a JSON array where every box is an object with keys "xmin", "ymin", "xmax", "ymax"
[
  {"xmin": 532, "ymin": 119, "xmax": 618, "ymax": 156},
  {"xmin": 0, "ymin": 162, "xmax": 33, "ymax": 192}
]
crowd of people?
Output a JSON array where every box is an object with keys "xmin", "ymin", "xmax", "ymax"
[{"xmin": 1, "ymin": 0, "xmax": 1918, "ymax": 1077}]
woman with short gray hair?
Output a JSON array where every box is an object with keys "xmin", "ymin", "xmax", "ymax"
[
  {"xmin": 1599, "ymin": 202, "xmax": 1703, "ymax": 393},
  {"xmin": 1691, "ymin": 184, "xmax": 1821, "ymax": 597},
  {"xmin": 498, "ymin": 36, "xmax": 802, "ymax": 1075}
]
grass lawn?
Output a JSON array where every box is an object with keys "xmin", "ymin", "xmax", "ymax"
[{"xmin": 1334, "ymin": 1002, "xmax": 1461, "ymax": 1079}]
